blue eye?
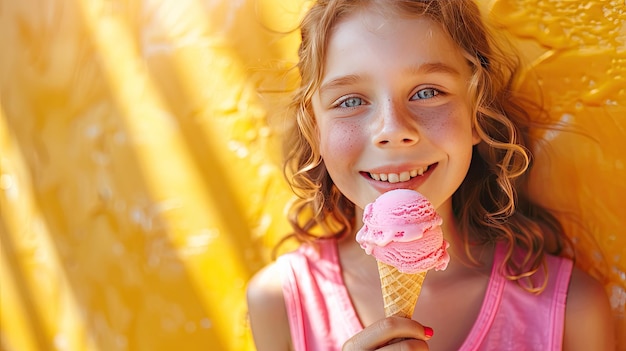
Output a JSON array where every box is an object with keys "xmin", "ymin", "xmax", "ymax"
[
  {"xmin": 412, "ymin": 88, "xmax": 439, "ymax": 100},
  {"xmin": 339, "ymin": 97, "xmax": 364, "ymax": 108}
]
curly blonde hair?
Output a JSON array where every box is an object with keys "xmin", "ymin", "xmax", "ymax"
[{"xmin": 280, "ymin": 0, "xmax": 571, "ymax": 293}]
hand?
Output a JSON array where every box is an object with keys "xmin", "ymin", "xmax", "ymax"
[{"xmin": 342, "ymin": 316, "xmax": 433, "ymax": 350}]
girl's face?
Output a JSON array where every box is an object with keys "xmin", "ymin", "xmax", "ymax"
[{"xmin": 312, "ymin": 8, "xmax": 480, "ymax": 211}]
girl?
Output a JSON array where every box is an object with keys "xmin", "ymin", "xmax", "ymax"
[{"xmin": 247, "ymin": 0, "xmax": 615, "ymax": 350}]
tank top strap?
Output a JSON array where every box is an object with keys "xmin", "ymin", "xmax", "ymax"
[
  {"xmin": 279, "ymin": 239, "xmax": 363, "ymax": 351},
  {"xmin": 457, "ymin": 242, "xmax": 507, "ymax": 350}
]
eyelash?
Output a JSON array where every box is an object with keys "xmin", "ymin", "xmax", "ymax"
[
  {"xmin": 336, "ymin": 96, "xmax": 365, "ymax": 108},
  {"xmin": 411, "ymin": 88, "xmax": 442, "ymax": 100},
  {"xmin": 334, "ymin": 87, "xmax": 443, "ymax": 109}
]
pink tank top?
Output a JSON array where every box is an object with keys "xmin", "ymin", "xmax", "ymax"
[{"xmin": 279, "ymin": 239, "xmax": 573, "ymax": 351}]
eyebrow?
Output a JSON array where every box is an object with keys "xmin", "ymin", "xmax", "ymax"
[
  {"xmin": 319, "ymin": 62, "xmax": 461, "ymax": 94},
  {"xmin": 319, "ymin": 74, "xmax": 364, "ymax": 94},
  {"xmin": 406, "ymin": 62, "xmax": 462, "ymax": 77}
]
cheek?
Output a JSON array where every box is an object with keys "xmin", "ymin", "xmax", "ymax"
[
  {"xmin": 319, "ymin": 121, "xmax": 364, "ymax": 159},
  {"xmin": 417, "ymin": 106, "xmax": 474, "ymax": 141}
]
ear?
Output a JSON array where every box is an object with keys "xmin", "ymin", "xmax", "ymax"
[
  {"xmin": 314, "ymin": 122, "xmax": 323, "ymax": 157},
  {"xmin": 315, "ymin": 122, "xmax": 321, "ymax": 143},
  {"xmin": 471, "ymin": 115, "xmax": 482, "ymax": 145},
  {"xmin": 469, "ymin": 107, "xmax": 482, "ymax": 145},
  {"xmin": 472, "ymin": 126, "xmax": 481, "ymax": 145}
]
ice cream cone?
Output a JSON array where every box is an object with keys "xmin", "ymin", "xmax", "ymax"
[
  {"xmin": 357, "ymin": 190, "xmax": 448, "ymax": 318},
  {"xmin": 377, "ymin": 260, "xmax": 426, "ymax": 318}
]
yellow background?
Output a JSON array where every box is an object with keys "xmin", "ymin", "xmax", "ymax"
[{"xmin": 0, "ymin": 0, "xmax": 624, "ymax": 350}]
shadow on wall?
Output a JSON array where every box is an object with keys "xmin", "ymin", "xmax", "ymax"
[{"xmin": 1, "ymin": 0, "xmax": 625, "ymax": 350}]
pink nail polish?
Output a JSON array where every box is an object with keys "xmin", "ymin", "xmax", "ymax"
[{"xmin": 424, "ymin": 326, "xmax": 434, "ymax": 338}]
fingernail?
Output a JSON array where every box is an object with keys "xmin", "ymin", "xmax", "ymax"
[{"xmin": 424, "ymin": 326, "xmax": 434, "ymax": 339}]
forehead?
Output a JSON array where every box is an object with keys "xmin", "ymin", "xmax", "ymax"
[{"xmin": 321, "ymin": 7, "xmax": 469, "ymax": 79}]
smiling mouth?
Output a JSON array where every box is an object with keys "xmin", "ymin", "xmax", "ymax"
[{"xmin": 368, "ymin": 166, "xmax": 429, "ymax": 183}]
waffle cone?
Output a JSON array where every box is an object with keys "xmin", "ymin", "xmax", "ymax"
[{"xmin": 377, "ymin": 261, "xmax": 426, "ymax": 318}]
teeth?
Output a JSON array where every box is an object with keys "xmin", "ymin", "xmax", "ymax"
[{"xmin": 369, "ymin": 166, "xmax": 428, "ymax": 183}]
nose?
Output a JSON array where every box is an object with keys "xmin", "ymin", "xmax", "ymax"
[{"xmin": 373, "ymin": 100, "xmax": 420, "ymax": 147}]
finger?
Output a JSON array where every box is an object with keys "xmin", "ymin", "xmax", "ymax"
[
  {"xmin": 377, "ymin": 338, "xmax": 429, "ymax": 351},
  {"xmin": 375, "ymin": 317, "xmax": 433, "ymax": 343},
  {"xmin": 388, "ymin": 325, "xmax": 433, "ymax": 345},
  {"xmin": 343, "ymin": 317, "xmax": 433, "ymax": 350}
]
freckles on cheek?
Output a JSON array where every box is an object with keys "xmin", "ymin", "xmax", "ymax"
[
  {"xmin": 418, "ymin": 106, "xmax": 469, "ymax": 139},
  {"xmin": 321, "ymin": 122, "xmax": 362, "ymax": 157},
  {"xmin": 418, "ymin": 109, "xmax": 448, "ymax": 134}
]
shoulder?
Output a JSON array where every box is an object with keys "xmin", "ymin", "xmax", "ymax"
[
  {"xmin": 247, "ymin": 261, "xmax": 286, "ymax": 307},
  {"xmin": 247, "ymin": 262, "xmax": 292, "ymax": 351},
  {"xmin": 562, "ymin": 267, "xmax": 615, "ymax": 351}
]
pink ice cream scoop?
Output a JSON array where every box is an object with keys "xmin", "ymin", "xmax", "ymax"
[{"xmin": 356, "ymin": 189, "xmax": 450, "ymax": 274}]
